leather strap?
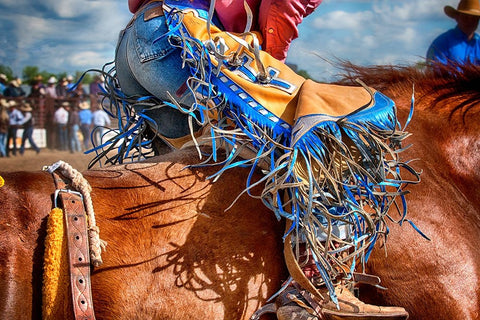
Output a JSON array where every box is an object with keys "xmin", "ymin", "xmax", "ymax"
[
  {"xmin": 52, "ymin": 171, "xmax": 96, "ymax": 320},
  {"xmin": 144, "ymin": 2, "xmax": 164, "ymax": 21},
  {"xmin": 283, "ymin": 220, "xmax": 325, "ymax": 302},
  {"xmin": 127, "ymin": 0, "xmax": 163, "ymax": 27}
]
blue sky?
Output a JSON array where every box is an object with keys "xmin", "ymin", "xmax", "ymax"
[{"xmin": 0, "ymin": 0, "xmax": 458, "ymax": 82}]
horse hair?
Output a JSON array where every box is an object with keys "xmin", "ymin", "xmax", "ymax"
[{"xmin": 335, "ymin": 61, "xmax": 480, "ymax": 122}]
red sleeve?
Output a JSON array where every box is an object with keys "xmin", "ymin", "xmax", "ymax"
[
  {"xmin": 258, "ymin": 0, "xmax": 322, "ymax": 61},
  {"xmin": 215, "ymin": 0, "xmax": 262, "ymax": 33},
  {"xmin": 128, "ymin": 0, "xmax": 146, "ymax": 13}
]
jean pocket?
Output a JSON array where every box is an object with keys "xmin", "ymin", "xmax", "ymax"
[{"xmin": 134, "ymin": 14, "xmax": 175, "ymax": 63}]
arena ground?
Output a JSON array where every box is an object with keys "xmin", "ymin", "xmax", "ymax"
[{"xmin": 0, "ymin": 148, "xmax": 99, "ymax": 172}]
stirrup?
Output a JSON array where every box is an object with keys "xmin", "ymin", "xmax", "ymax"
[{"xmin": 276, "ymin": 282, "xmax": 409, "ymax": 320}]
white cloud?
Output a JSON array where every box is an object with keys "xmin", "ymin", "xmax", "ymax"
[
  {"xmin": 69, "ymin": 50, "xmax": 114, "ymax": 69},
  {"xmin": 394, "ymin": 27, "xmax": 417, "ymax": 47},
  {"xmin": 313, "ymin": 10, "xmax": 374, "ymax": 30},
  {"xmin": 373, "ymin": 0, "xmax": 454, "ymax": 22},
  {"xmin": 0, "ymin": 0, "xmax": 130, "ymax": 75}
]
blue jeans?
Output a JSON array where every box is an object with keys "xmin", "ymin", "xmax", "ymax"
[
  {"xmin": 80, "ymin": 123, "xmax": 91, "ymax": 150},
  {"xmin": 93, "ymin": 126, "xmax": 106, "ymax": 147},
  {"xmin": 6, "ymin": 126, "xmax": 18, "ymax": 156},
  {"xmin": 69, "ymin": 124, "xmax": 81, "ymax": 152},
  {"xmin": 57, "ymin": 124, "xmax": 68, "ymax": 151},
  {"xmin": 0, "ymin": 132, "xmax": 6, "ymax": 157},
  {"xmin": 115, "ymin": 1, "xmax": 200, "ymax": 139},
  {"xmin": 20, "ymin": 126, "xmax": 40, "ymax": 154}
]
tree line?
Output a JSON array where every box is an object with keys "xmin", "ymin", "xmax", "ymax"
[
  {"xmin": 0, "ymin": 62, "xmax": 320, "ymax": 86},
  {"xmin": 0, "ymin": 64, "xmax": 96, "ymax": 85}
]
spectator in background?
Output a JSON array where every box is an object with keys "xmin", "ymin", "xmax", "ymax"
[
  {"xmin": 4, "ymin": 78, "xmax": 26, "ymax": 97},
  {"xmin": 89, "ymin": 75, "xmax": 105, "ymax": 110},
  {"xmin": 45, "ymin": 76, "xmax": 58, "ymax": 149},
  {"xmin": 0, "ymin": 99, "xmax": 10, "ymax": 157},
  {"xmin": 56, "ymin": 77, "xmax": 69, "ymax": 98},
  {"xmin": 6, "ymin": 100, "xmax": 24, "ymax": 157},
  {"xmin": 19, "ymin": 102, "xmax": 40, "ymax": 155},
  {"xmin": 28, "ymin": 75, "xmax": 47, "ymax": 132},
  {"xmin": 92, "ymin": 105, "xmax": 111, "ymax": 147},
  {"xmin": 71, "ymin": 82, "xmax": 88, "ymax": 102},
  {"xmin": 29, "ymin": 75, "xmax": 46, "ymax": 98},
  {"xmin": 66, "ymin": 75, "xmax": 75, "ymax": 91},
  {"xmin": 45, "ymin": 77, "xmax": 58, "ymax": 98},
  {"xmin": 68, "ymin": 103, "xmax": 81, "ymax": 153},
  {"xmin": 53, "ymin": 101, "xmax": 69, "ymax": 151},
  {"xmin": 78, "ymin": 101, "xmax": 93, "ymax": 150},
  {"xmin": 427, "ymin": 0, "xmax": 480, "ymax": 66},
  {"xmin": 0, "ymin": 74, "xmax": 8, "ymax": 95}
]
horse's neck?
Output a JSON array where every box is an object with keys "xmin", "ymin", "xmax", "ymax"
[{"xmin": 405, "ymin": 97, "xmax": 480, "ymax": 213}]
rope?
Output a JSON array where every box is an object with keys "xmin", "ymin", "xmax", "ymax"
[{"xmin": 43, "ymin": 160, "xmax": 107, "ymax": 267}]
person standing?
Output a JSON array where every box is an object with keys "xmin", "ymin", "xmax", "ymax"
[
  {"xmin": 71, "ymin": 82, "xmax": 88, "ymax": 101},
  {"xmin": 29, "ymin": 75, "xmax": 46, "ymax": 98},
  {"xmin": 4, "ymin": 78, "xmax": 26, "ymax": 98},
  {"xmin": 68, "ymin": 104, "xmax": 82, "ymax": 153},
  {"xmin": 44, "ymin": 76, "xmax": 58, "ymax": 149},
  {"xmin": 92, "ymin": 106, "xmax": 111, "ymax": 147},
  {"xmin": 0, "ymin": 99, "xmax": 10, "ymax": 157},
  {"xmin": 89, "ymin": 75, "xmax": 105, "ymax": 110},
  {"xmin": 78, "ymin": 101, "xmax": 93, "ymax": 150},
  {"xmin": 53, "ymin": 101, "xmax": 69, "ymax": 151},
  {"xmin": 66, "ymin": 75, "xmax": 75, "ymax": 91},
  {"xmin": 427, "ymin": 0, "xmax": 480, "ymax": 66},
  {"xmin": 45, "ymin": 77, "xmax": 58, "ymax": 98},
  {"xmin": 56, "ymin": 77, "xmax": 69, "ymax": 98},
  {"xmin": 6, "ymin": 100, "xmax": 24, "ymax": 157},
  {"xmin": 19, "ymin": 102, "xmax": 40, "ymax": 155}
]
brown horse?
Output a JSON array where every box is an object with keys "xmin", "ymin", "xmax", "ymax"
[
  {"xmin": 1, "ymin": 64, "xmax": 480, "ymax": 320},
  {"xmin": 339, "ymin": 63, "xmax": 480, "ymax": 319}
]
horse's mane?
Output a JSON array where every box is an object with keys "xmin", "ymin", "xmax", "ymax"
[{"xmin": 335, "ymin": 61, "xmax": 480, "ymax": 121}]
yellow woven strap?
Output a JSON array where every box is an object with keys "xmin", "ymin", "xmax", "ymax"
[{"xmin": 43, "ymin": 208, "xmax": 72, "ymax": 320}]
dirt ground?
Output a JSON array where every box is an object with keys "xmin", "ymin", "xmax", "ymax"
[{"xmin": 0, "ymin": 148, "xmax": 99, "ymax": 172}]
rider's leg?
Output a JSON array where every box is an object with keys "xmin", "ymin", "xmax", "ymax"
[
  {"xmin": 115, "ymin": 1, "xmax": 201, "ymax": 140},
  {"xmin": 277, "ymin": 250, "xmax": 409, "ymax": 320}
]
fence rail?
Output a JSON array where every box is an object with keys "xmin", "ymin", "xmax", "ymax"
[{"xmin": 2, "ymin": 96, "xmax": 96, "ymax": 128}]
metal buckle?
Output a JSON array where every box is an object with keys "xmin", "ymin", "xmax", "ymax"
[{"xmin": 54, "ymin": 189, "xmax": 84, "ymax": 208}]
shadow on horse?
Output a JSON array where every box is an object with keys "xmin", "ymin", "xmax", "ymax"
[{"xmin": 1, "ymin": 64, "xmax": 479, "ymax": 319}]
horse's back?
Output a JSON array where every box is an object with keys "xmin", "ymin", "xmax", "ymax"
[
  {"xmin": 0, "ymin": 150, "xmax": 286, "ymax": 319},
  {"xmin": 85, "ymin": 154, "xmax": 286, "ymax": 319}
]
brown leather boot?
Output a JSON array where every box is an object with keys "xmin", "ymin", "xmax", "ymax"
[
  {"xmin": 318, "ymin": 285, "xmax": 409, "ymax": 320},
  {"xmin": 275, "ymin": 284, "xmax": 409, "ymax": 320}
]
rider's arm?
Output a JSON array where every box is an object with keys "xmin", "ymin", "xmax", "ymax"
[{"xmin": 258, "ymin": 0, "xmax": 322, "ymax": 61}]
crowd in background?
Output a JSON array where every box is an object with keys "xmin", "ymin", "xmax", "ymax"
[{"xmin": 0, "ymin": 73, "xmax": 110, "ymax": 157}]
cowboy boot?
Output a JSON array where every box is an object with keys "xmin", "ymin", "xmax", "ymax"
[
  {"xmin": 320, "ymin": 284, "xmax": 409, "ymax": 320},
  {"xmin": 276, "ymin": 284, "xmax": 409, "ymax": 320},
  {"xmin": 276, "ymin": 286, "xmax": 319, "ymax": 320}
]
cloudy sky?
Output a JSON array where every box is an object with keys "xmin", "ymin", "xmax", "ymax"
[{"xmin": 0, "ymin": 0, "xmax": 457, "ymax": 82}]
